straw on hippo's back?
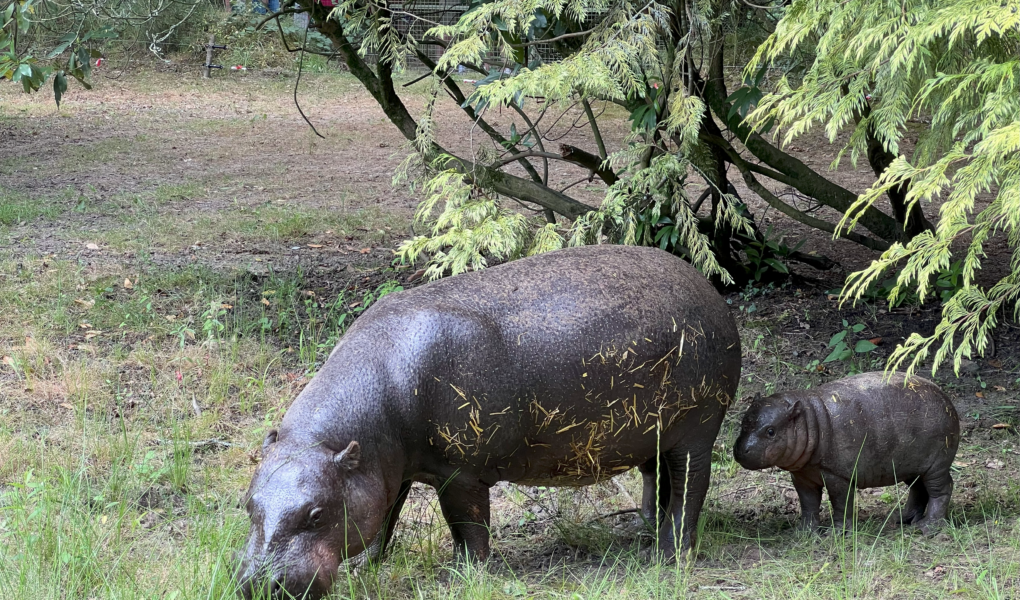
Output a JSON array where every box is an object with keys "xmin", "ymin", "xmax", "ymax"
[{"xmin": 237, "ymin": 245, "xmax": 742, "ymax": 600}]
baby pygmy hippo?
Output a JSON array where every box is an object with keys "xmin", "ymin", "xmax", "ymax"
[{"xmin": 734, "ymin": 372, "xmax": 959, "ymax": 533}]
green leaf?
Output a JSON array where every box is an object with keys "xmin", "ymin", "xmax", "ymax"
[
  {"xmin": 854, "ymin": 340, "xmax": 878, "ymax": 353},
  {"xmin": 53, "ymin": 72, "xmax": 67, "ymax": 107},
  {"xmin": 824, "ymin": 342, "xmax": 850, "ymax": 363},
  {"xmin": 851, "ymin": 323, "xmax": 866, "ymax": 333},
  {"xmin": 828, "ymin": 330, "xmax": 847, "ymax": 347},
  {"xmin": 763, "ymin": 258, "xmax": 789, "ymax": 274},
  {"xmin": 46, "ymin": 42, "xmax": 72, "ymax": 59}
]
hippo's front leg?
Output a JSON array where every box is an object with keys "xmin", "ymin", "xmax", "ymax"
[
  {"xmin": 822, "ymin": 474, "xmax": 855, "ymax": 531},
  {"xmin": 369, "ymin": 480, "xmax": 413, "ymax": 562},
  {"xmin": 436, "ymin": 475, "xmax": 492, "ymax": 561},
  {"xmin": 791, "ymin": 472, "xmax": 823, "ymax": 531}
]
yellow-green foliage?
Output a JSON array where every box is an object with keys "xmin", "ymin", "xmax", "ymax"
[
  {"xmin": 746, "ymin": 0, "xmax": 1020, "ymax": 376},
  {"xmin": 388, "ymin": 0, "xmax": 750, "ymax": 281}
]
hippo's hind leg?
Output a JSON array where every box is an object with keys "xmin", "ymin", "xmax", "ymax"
[
  {"xmin": 436, "ymin": 475, "xmax": 492, "ymax": 562},
  {"xmin": 654, "ymin": 444, "xmax": 713, "ymax": 561},
  {"xmin": 638, "ymin": 455, "xmax": 671, "ymax": 528},
  {"xmin": 899, "ymin": 477, "xmax": 929, "ymax": 526},
  {"xmin": 914, "ymin": 468, "xmax": 953, "ymax": 535}
]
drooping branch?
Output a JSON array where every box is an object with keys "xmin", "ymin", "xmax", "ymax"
[
  {"xmin": 412, "ymin": 48, "xmax": 544, "ymax": 185},
  {"xmin": 693, "ymin": 64, "xmax": 906, "ymax": 244},
  {"xmin": 706, "ymin": 132, "xmax": 890, "ymax": 252},
  {"xmin": 310, "ymin": 5, "xmax": 594, "ymax": 220}
]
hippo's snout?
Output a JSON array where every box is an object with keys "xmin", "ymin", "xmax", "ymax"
[
  {"xmin": 733, "ymin": 434, "xmax": 769, "ymax": 471},
  {"xmin": 236, "ymin": 559, "xmax": 330, "ymax": 600}
]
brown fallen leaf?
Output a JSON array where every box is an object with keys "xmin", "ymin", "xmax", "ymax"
[
  {"xmin": 60, "ymin": 403, "xmax": 74, "ymax": 410},
  {"xmin": 359, "ymin": 248, "xmax": 372, "ymax": 254},
  {"xmin": 307, "ymin": 244, "xmax": 324, "ymax": 249},
  {"xmin": 220, "ymin": 303, "xmax": 233, "ymax": 309},
  {"xmin": 1, "ymin": 356, "xmax": 14, "ymax": 367},
  {"xmin": 976, "ymin": 391, "xmax": 985, "ymax": 398},
  {"xmin": 994, "ymin": 385, "xmax": 1006, "ymax": 392},
  {"xmin": 953, "ymin": 461, "xmax": 971, "ymax": 468},
  {"xmin": 987, "ymin": 459, "xmax": 1005, "ymax": 469},
  {"xmin": 992, "ymin": 423, "xmax": 1011, "ymax": 429},
  {"xmin": 868, "ymin": 337, "xmax": 883, "ymax": 345},
  {"xmin": 988, "ymin": 358, "xmax": 1003, "ymax": 368},
  {"xmin": 261, "ymin": 298, "xmax": 271, "ymax": 306},
  {"xmin": 74, "ymin": 298, "xmax": 95, "ymax": 309},
  {"xmin": 124, "ymin": 278, "xmax": 133, "ymax": 289},
  {"xmin": 85, "ymin": 243, "xmax": 100, "ymax": 250}
]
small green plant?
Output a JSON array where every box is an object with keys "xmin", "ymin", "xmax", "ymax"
[
  {"xmin": 202, "ymin": 299, "xmax": 228, "ymax": 342},
  {"xmin": 806, "ymin": 320, "xmax": 879, "ymax": 372},
  {"xmin": 743, "ymin": 228, "xmax": 803, "ymax": 282}
]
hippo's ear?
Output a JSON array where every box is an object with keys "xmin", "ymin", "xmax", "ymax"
[
  {"xmin": 262, "ymin": 429, "xmax": 278, "ymax": 452},
  {"xmin": 753, "ymin": 392, "xmax": 762, "ymax": 404},
  {"xmin": 334, "ymin": 441, "xmax": 361, "ymax": 471},
  {"xmin": 787, "ymin": 399, "xmax": 803, "ymax": 419}
]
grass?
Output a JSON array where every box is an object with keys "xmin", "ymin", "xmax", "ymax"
[
  {"xmin": 3, "ymin": 69, "xmax": 1020, "ymax": 599},
  {"xmin": 4, "ymin": 258, "xmax": 1020, "ymax": 600}
]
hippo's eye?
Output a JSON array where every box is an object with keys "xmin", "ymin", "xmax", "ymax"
[
  {"xmin": 766, "ymin": 427, "xmax": 776, "ymax": 437},
  {"xmin": 308, "ymin": 507, "xmax": 323, "ymax": 527}
]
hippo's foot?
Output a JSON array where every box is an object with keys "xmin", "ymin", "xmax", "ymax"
[
  {"xmin": 797, "ymin": 512, "xmax": 821, "ymax": 533},
  {"xmin": 639, "ymin": 540, "xmax": 691, "ymax": 564},
  {"xmin": 913, "ymin": 515, "xmax": 946, "ymax": 536}
]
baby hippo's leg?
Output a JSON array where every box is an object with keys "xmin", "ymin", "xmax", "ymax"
[
  {"xmin": 914, "ymin": 468, "xmax": 954, "ymax": 535},
  {"xmin": 791, "ymin": 473, "xmax": 823, "ymax": 531},
  {"xmin": 823, "ymin": 474, "xmax": 855, "ymax": 532},
  {"xmin": 899, "ymin": 478, "xmax": 929, "ymax": 526}
]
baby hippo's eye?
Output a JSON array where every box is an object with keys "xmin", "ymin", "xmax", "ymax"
[
  {"xmin": 766, "ymin": 427, "xmax": 776, "ymax": 437},
  {"xmin": 308, "ymin": 507, "xmax": 323, "ymax": 528}
]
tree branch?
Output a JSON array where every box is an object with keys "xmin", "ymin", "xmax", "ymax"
[
  {"xmin": 849, "ymin": 89, "xmax": 934, "ymax": 238},
  {"xmin": 411, "ymin": 48, "xmax": 546, "ymax": 185},
  {"xmin": 312, "ymin": 4, "xmax": 593, "ymax": 220},
  {"xmin": 582, "ymin": 98, "xmax": 608, "ymax": 160},
  {"xmin": 559, "ymin": 144, "xmax": 619, "ymax": 185},
  {"xmin": 694, "ymin": 66, "xmax": 905, "ymax": 244},
  {"xmin": 718, "ymin": 141, "xmax": 890, "ymax": 251}
]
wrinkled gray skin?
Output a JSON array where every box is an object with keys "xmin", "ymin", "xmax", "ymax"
[
  {"xmin": 734, "ymin": 372, "xmax": 960, "ymax": 534},
  {"xmin": 237, "ymin": 245, "xmax": 741, "ymax": 599}
]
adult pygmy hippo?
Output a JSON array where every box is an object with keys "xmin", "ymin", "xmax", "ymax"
[
  {"xmin": 734, "ymin": 372, "xmax": 959, "ymax": 533},
  {"xmin": 237, "ymin": 245, "xmax": 741, "ymax": 599}
]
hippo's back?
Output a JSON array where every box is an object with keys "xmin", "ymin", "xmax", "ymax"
[
  {"xmin": 816, "ymin": 372, "xmax": 959, "ymax": 485},
  {"xmin": 324, "ymin": 245, "xmax": 741, "ymax": 484},
  {"xmin": 374, "ymin": 244, "xmax": 731, "ymax": 337}
]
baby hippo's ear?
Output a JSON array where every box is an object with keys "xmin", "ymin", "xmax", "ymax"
[
  {"xmin": 334, "ymin": 441, "xmax": 361, "ymax": 471},
  {"xmin": 262, "ymin": 429, "xmax": 278, "ymax": 453},
  {"xmin": 752, "ymin": 392, "xmax": 762, "ymax": 404},
  {"xmin": 786, "ymin": 398, "xmax": 803, "ymax": 420}
]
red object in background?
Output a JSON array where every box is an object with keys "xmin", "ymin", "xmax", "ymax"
[
  {"xmin": 318, "ymin": 0, "xmax": 337, "ymax": 6},
  {"xmin": 95, "ymin": 58, "xmax": 104, "ymax": 68}
]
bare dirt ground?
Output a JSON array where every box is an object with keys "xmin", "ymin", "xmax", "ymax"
[{"xmin": 2, "ymin": 67, "xmax": 1019, "ymax": 599}]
